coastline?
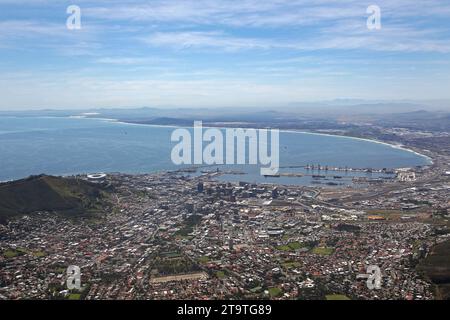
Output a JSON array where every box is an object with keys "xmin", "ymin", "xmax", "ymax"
[
  {"xmin": 0, "ymin": 115, "xmax": 433, "ymax": 183},
  {"xmin": 279, "ymin": 129, "xmax": 434, "ymax": 165},
  {"xmin": 0, "ymin": 113, "xmax": 439, "ymax": 165},
  {"xmin": 105, "ymin": 118, "xmax": 434, "ymax": 166}
]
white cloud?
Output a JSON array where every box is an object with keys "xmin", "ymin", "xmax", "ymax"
[
  {"xmin": 1, "ymin": 68, "xmax": 450, "ymax": 109},
  {"xmin": 0, "ymin": 20, "xmax": 66, "ymax": 38},
  {"xmin": 95, "ymin": 57, "xmax": 152, "ymax": 64},
  {"xmin": 141, "ymin": 26, "xmax": 450, "ymax": 53},
  {"xmin": 83, "ymin": 0, "xmax": 450, "ymax": 26},
  {"xmin": 141, "ymin": 31, "xmax": 274, "ymax": 51},
  {"xmin": 1, "ymin": 0, "xmax": 450, "ymax": 109}
]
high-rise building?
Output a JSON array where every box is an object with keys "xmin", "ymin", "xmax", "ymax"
[{"xmin": 272, "ymin": 187, "xmax": 279, "ymax": 199}]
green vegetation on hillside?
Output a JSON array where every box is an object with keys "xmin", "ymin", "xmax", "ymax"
[
  {"xmin": 326, "ymin": 294, "xmax": 351, "ymax": 300},
  {"xmin": 198, "ymin": 256, "xmax": 210, "ymax": 264},
  {"xmin": 67, "ymin": 293, "xmax": 81, "ymax": 300},
  {"xmin": 3, "ymin": 249, "xmax": 22, "ymax": 258},
  {"xmin": 0, "ymin": 175, "xmax": 110, "ymax": 223},
  {"xmin": 417, "ymin": 240, "xmax": 450, "ymax": 300},
  {"xmin": 312, "ymin": 246, "xmax": 334, "ymax": 256},
  {"xmin": 175, "ymin": 214, "xmax": 202, "ymax": 237},
  {"xmin": 276, "ymin": 241, "xmax": 308, "ymax": 252},
  {"xmin": 268, "ymin": 287, "xmax": 283, "ymax": 298}
]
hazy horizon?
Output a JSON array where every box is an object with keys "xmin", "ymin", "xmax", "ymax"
[
  {"xmin": 1, "ymin": 0, "xmax": 450, "ymax": 110},
  {"xmin": 1, "ymin": 99, "xmax": 450, "ymax": 113}
]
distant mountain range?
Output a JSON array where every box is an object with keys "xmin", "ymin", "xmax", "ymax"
[
  {"xmin": 1, "ymin": 100, "xmax": 449, "ymax": 117},
  {"xmin": 0, "ymin": 101, "xmax": 449, "ymax": 132}
]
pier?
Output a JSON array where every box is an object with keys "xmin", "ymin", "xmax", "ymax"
[{"xmin": 280, "ymin": 164, "xmax": 395, "ymax": 174}]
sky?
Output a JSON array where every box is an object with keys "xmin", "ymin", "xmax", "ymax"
[{"xmin": 0, "ymin": 0, "xmax": 450, "ymax": 110}]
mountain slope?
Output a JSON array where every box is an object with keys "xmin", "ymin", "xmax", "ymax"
[{"xmin": 0, "ymin": 175, "xmax": 109, "ymax": 223}]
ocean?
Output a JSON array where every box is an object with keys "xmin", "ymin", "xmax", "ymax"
[{"xmin": 0, "ymin": 116, "xmax": 431, "ymax": 185}]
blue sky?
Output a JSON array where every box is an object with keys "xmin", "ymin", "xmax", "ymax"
[{"xmin": 0, "ymin": 0, "xmax": 450, "ymax": 110}]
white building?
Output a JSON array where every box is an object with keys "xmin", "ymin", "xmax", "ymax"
[
  {"xmin": 87, "ymin": 173, "xmax": 107, "ymax": 183},
  {"xmin": 397, "ymin": 171, "xmax": 416, "ymax": 182}
]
